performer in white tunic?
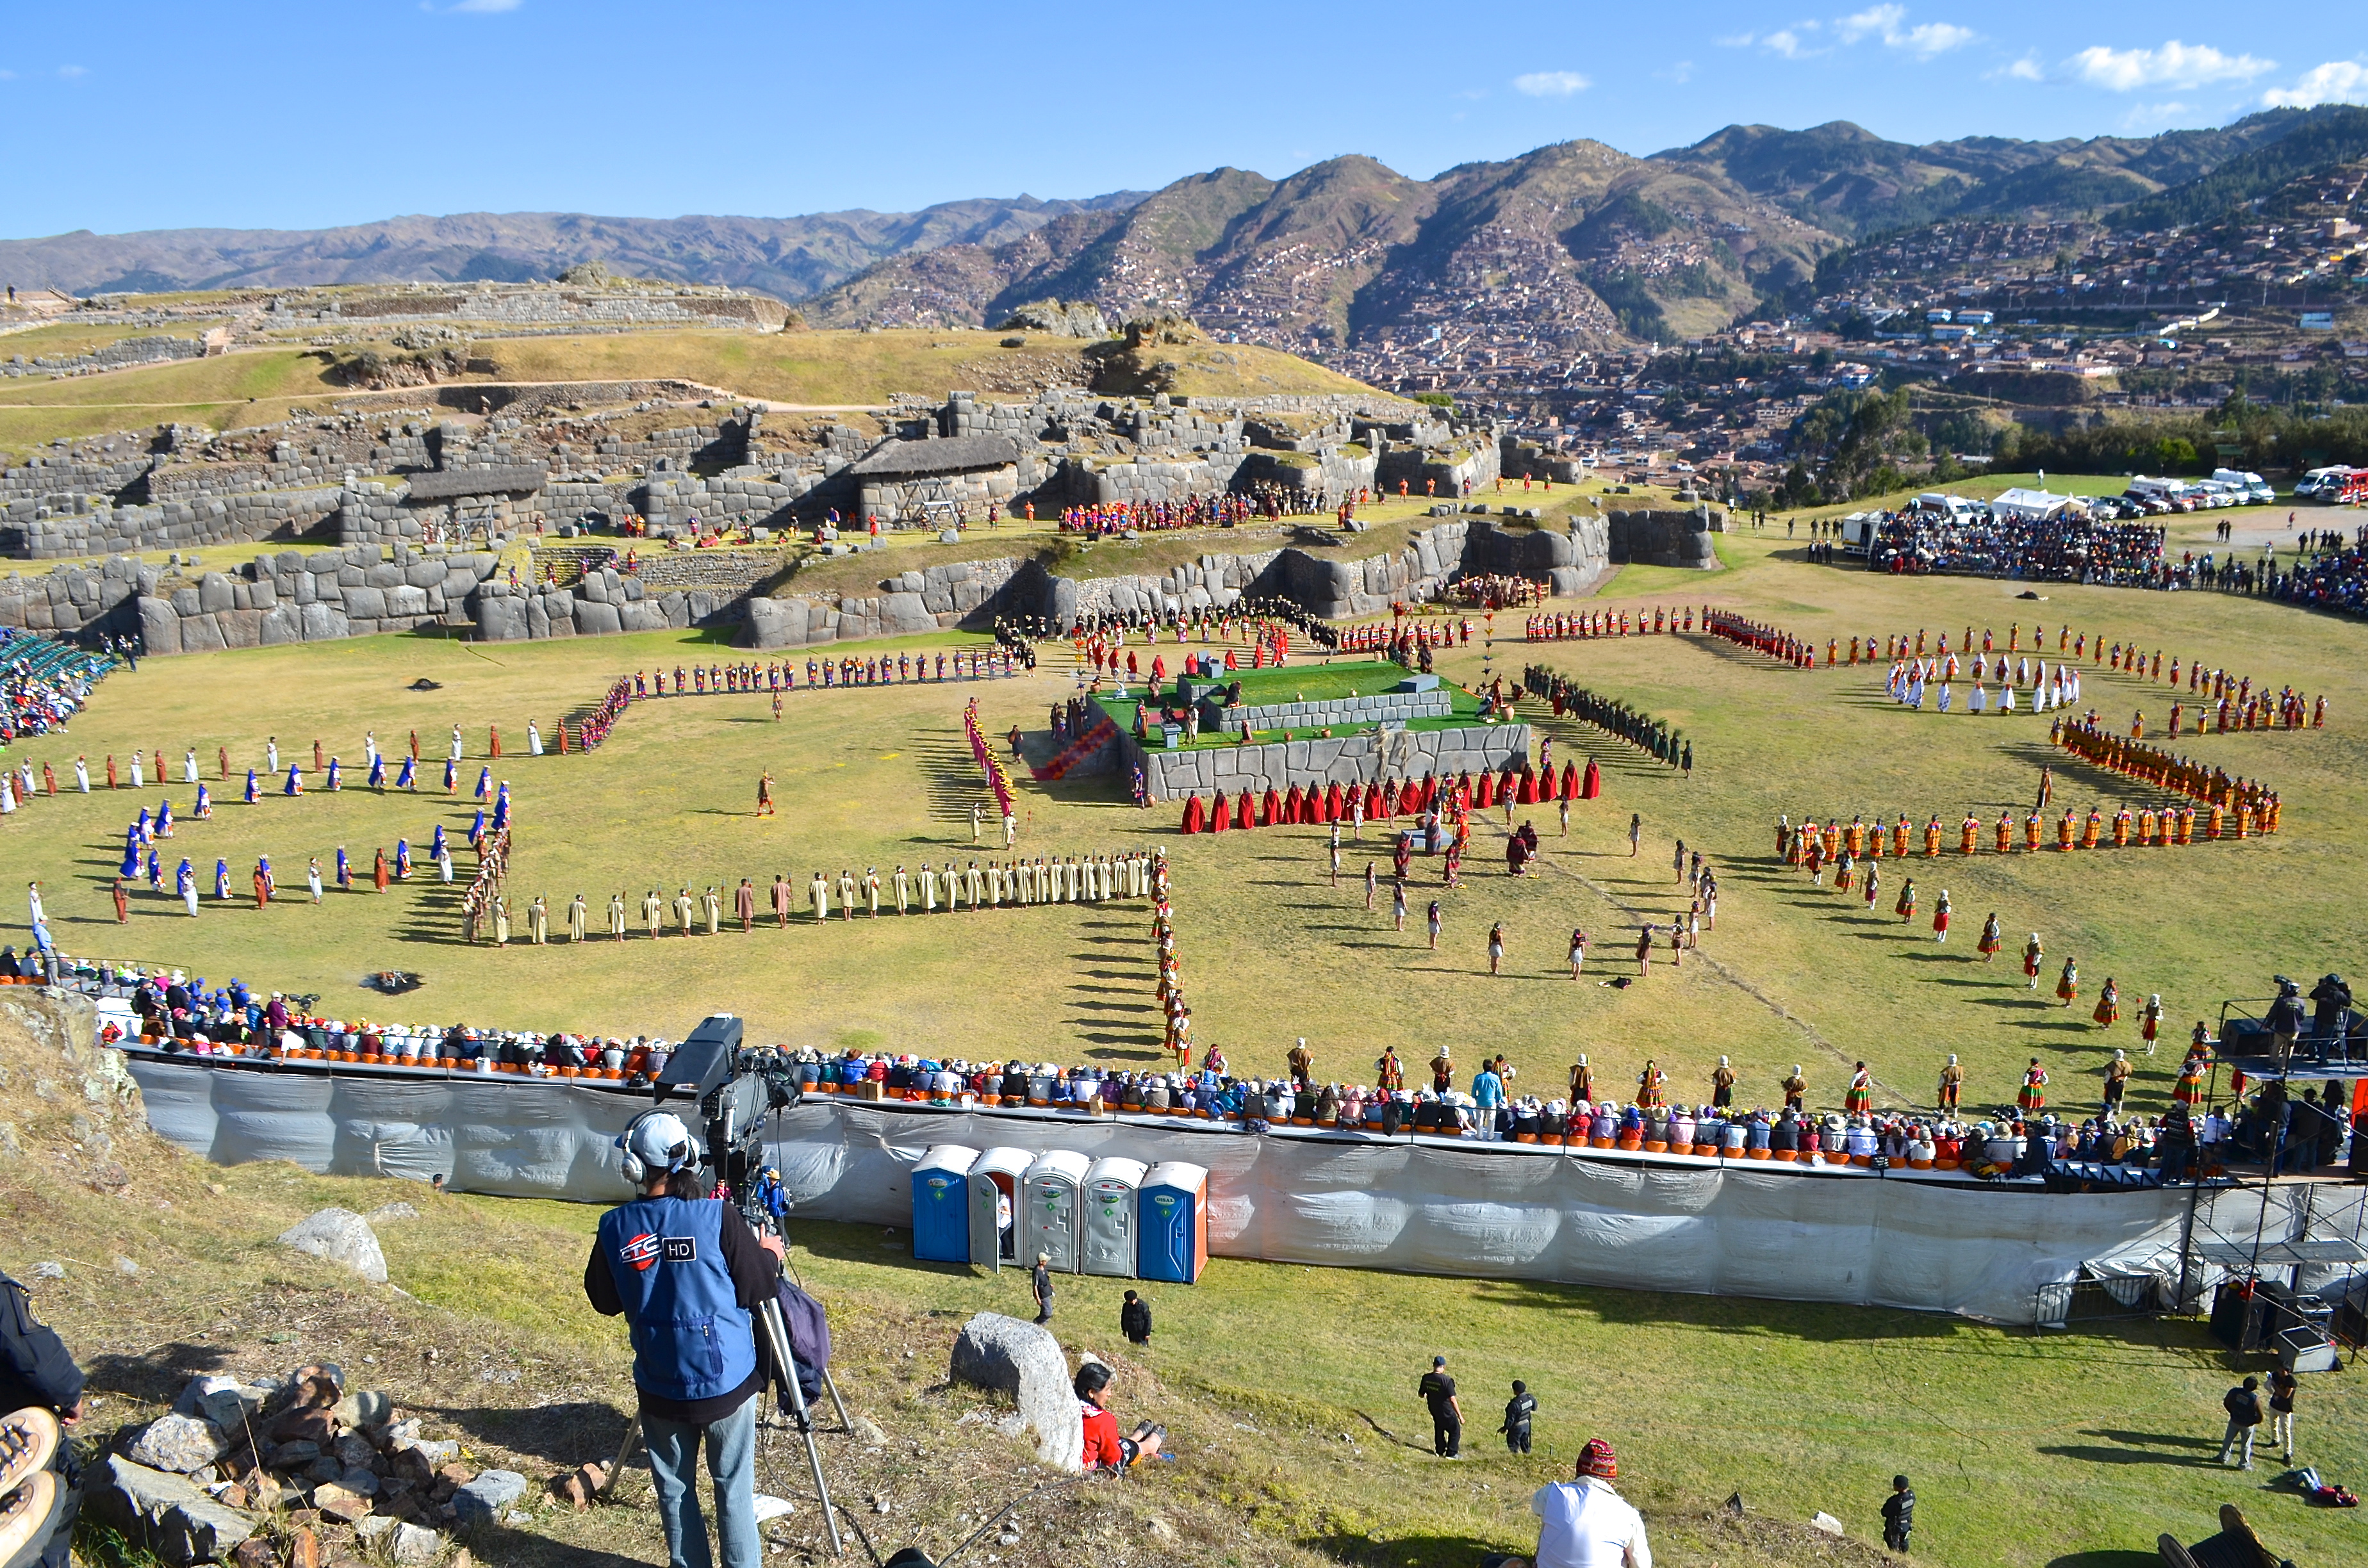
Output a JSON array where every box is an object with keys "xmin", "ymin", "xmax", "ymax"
[
  {"xmin": 528, "ymin": 723, "xmax": 544, "ymax": 756},
  {"xmin": 893, "ymin": 866, "xmax": 910, "ymax": 913},
  {"xmin": 75, "ymin": 756, "xmax": 90, "ymax": 793},
  {"xmin": 450, "ymin": 725, "xmax": 465, "ymax": 762},
  {"xmin": 809, "ymin": 871, "xmax": 830, "ymax": 920}
]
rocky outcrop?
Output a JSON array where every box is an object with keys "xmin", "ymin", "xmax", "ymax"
[
  {"xmin": 950, "ymin": 1312, "xmax": 1082, "ymax": 1473},
  {"xmin": 1606, "ymin": 507, "xmax": 1722, "ymax": 569}
]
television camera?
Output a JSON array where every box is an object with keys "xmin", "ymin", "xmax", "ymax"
[{"xmin": 650, "ymin": 1014, "xmax": 807, "ymax": 1236}]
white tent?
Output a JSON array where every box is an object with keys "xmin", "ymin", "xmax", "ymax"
[{"xmin": 1989, "ymin": 487, "xmax": 2078, "ymax": 523}]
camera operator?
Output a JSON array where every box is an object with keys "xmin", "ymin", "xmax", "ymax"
[{"xmin": 585, "ymin": 1113, "xmax": 784, "ymax": 1568}]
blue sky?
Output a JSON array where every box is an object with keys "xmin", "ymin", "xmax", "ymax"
[{"xmin": 4, "ymin": 1, "xmax": 2364, "ymax": 237}]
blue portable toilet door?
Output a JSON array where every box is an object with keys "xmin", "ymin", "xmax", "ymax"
[
  {"xmin": 912, "ymin": 1169, "xmax": 969, "ymax": 1262},
  {"xmin": 1140, "ymin": 1187, "xmax": 1191, "ymax": 1282}
]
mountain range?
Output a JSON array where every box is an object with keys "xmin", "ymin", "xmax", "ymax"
[{"xmin": 6, "ymin": 105, "xmax": 2364, "ymax": 354}]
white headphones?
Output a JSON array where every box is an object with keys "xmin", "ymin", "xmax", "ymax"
[{"xmin": 617, "ymin": 1110, "xmax": 697, "ymax": 1185}]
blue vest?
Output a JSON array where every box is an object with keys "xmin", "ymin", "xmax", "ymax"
[{"xmin": 596, "ymin": 1196, "xmax": 759, "ymax": 1404}]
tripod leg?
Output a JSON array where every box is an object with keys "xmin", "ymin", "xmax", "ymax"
[
  {"xmin": 822, "ymin": 1368, "xmax": 853, "ymax": 1432},
  {"xmin": 600, "ymin": 1415, "xmax": 640, "ymax": 1499},
  {"xmin": 759, "ymin": 1298, "xmax": 843, "ymax": 1558}
]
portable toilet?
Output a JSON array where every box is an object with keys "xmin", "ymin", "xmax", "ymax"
[
  {"xmin": 966, "ymin": 1147, "xmax": 1035, "ymax": 1271},
  {"xmin": 1021, "ymin": 1149, "xmax": 1092, "ymax": 1273},
  {"xmin": 910, "ymin": 1146, "xmax": 978, "ymax": 1263},
  {"xmin": 1138, "ymin": 1161, "xmax": 1210, "ymax": 1284},
  {"xmin": 1080, "ymin": 1156, "xmax": 1148, "ymax": 1277}
]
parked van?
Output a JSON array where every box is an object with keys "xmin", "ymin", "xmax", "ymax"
[
  {"xmin": 2210, "ymin": 468, "xmax": 2273, "ymax": 503},
  {"xmin": 1838, "ymin": 512, "xmax": 1877, "ymax": 555}
]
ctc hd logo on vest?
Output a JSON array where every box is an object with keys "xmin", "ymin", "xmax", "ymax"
[{"xmin": 621, "ymin": 1233, "xmax": 700, "ymax": 1271}]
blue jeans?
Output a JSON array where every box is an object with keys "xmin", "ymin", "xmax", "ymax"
[{"xmin": 643, "ymin": 1392, "xmax": 760, "ymax": 1568}]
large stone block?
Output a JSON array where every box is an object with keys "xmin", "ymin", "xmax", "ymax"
[
  {"xmin": 300, "ymin": 602, "xmax": 350, "ymax": 641},
  {"xmin": 178, "ymin": 613, "xmax": 226, "ymax": 653},
  {"xmin": 475, "ymin": 596, "xmax": 529, "ymax": 642},
  {"xmin": 341, "ymin": 586, "xmax": 388, "ymax": 621},
  {"xmin": 386, "ymin": 585, "xmax": 428, "ymax": 617},
  {"xmin": 258, "ymin": 605, "xmax": 300, "ymax": 646},
  {"xmin": 218, "ymin": 609, "xmax": 263, "ymax": 649},
  {"xmin": 574, "ymin": 600, "xmax": 622, "ymax": 637}
]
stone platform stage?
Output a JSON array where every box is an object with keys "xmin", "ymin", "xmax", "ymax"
[{"xmin": 1119, "ymin": 719, "xmax": 1529, "ymax": 801}]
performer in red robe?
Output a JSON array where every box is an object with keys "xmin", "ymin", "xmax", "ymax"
[{"xmin": 1581, "ymin": 759, "xmax": 1602, "ymax": 799}]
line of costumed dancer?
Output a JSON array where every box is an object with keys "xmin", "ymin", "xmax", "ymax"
[
  {"xmin": 1176, "ymin": 756, "xmax": 1591, "ymax": 835},
  {"xmin": 963, "ymin": 697, "xmax": 1017, "ymax": 821},
  {"xmin": 630, "ymin": 648, "xmax": 1018, "ymax": 699},
  {"xmin": 1522, "ymin": 604, "xmax": 1695, "ymax": 641},
  {"xmin": 2097, "ymin": 639, "xmax": 2330, "ymax": 733},
  {"xmin": 1779, "ymin": 794, "xmax": 2260, "ymax": 876},
  {"xmin": 1329, "ymin": 614, "xmax": 1477, "ymax": 657},
  {"xmin": 1522, "ymin": 666, "xmax": 1691, "ymax": 772},
  {"xmin": 1701, "ymin": 609, "xmax": 1821, "ymax": 667},
  {"xmin": 2050, "ymin": 715, "xmax": 2283, "ymax": 830}
]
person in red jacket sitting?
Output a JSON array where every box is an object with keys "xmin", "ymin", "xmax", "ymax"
[{"xmin": 1075, "ymin": 1363, "xmax": 1162, "ymax": 1473}]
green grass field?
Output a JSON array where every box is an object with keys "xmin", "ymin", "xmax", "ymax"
[
  {"xmin": 6, "ymin": 513, "xmax": 2367, "ymax": 1568},
  {"xmin": 12, "ymin": 521, "xmax": 2358, "ymax": 1122}
]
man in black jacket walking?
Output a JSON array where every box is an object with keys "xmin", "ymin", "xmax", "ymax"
[
  {"xmin": 1417, "ymin": 1357, "xmax": 1461, "ymax": 1458},
  {"xmin": 1, "ymin": 1270, "xmax": 85, "ymax": 1568},
  {"xmin": 2217, "ymin": 1375, "xmax": 2264, "ymax": 1469}
]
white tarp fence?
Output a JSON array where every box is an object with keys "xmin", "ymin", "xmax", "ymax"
[{"xmin": 129, "ymin": 1059, "xmax": 2278, "ymax": 1324}]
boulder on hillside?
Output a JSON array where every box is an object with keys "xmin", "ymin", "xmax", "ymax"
[
  {"xmin": 275, "ymin": 1209, "xmax": 387, "ymax": 1284},
  {"xmin": 950, "ymin": 1312, "xmax": 1080, "ymax": 1473}
]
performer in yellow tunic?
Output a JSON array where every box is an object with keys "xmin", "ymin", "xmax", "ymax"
[
  {"xmin": 1923, "ymin": 817, "xmax": 1943, "ymax": 857},
  {"xmin": 1891, "ymin": 819, "xmax": 1911, "ymax": 856},
  {"xmin": 1995, "ymin": 812, "xmax": 2014, "ymax": 854},
  {"xmin": 1960, "ymin": 813, "xmax": 1979, "ymax": 854},
  {"xmin": 2056, "ymin": 810, "xmax": 2077, "ymax": 851},
  {"xmin": 2082, "ymin": 808, "xmax": 2103, "ymax": 849},
  {"xmin": 2024, "ymin": 810, "xmax": 2044, "ymax": 853},
  {"xmin": 2112, "ymin": 807, "xmax": 2132, "ymax": 847}
]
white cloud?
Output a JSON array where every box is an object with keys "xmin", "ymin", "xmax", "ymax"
[
  {"xmin": 450, "ymin": 0, "xmax": 523, "ymax": 12},
  {"xmin": 1514, "ymin": 70, "xmax": 1591, "ymax": 97},
  {"xmin": 1763, "ymin": 29, "xmax": 1821, "ymax": 60},
  {"xmin": 1836, "ymin": 4, "xmax": 1903, "ymax": 43},
  {"xmin": 56, "ymin": 64, "xmax": 86, "ymax": 78},
  {"xmin": 2119, "ymin": 100, "xmax": 2194, "ymax": 131},
  {"xmin": 2262, "ymin": 59, "xmax": 2368, "ymax": 108},
  {"xmin": 1838, "ymin": 6, "xmax": 1973, "ymax": 58},
  {"xmin": 2006, "ymin": 53, "xmax": 2043, "ymax": 81},
  {"xmin": 1663, "ymin": 60, "xmax": 1697, "ymax": 85},
  {"xmin": 2068, "ymin": 40, "xmax": 2273, "ymax": 92},
  {"xmin": 1713, "ymin": 32, "xmax": 1757, "ymax": 48}
]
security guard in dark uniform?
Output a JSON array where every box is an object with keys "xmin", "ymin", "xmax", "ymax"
[
  {"xmin": 1, "ymin": 1269, "xmax": 85, "ymax": 1568},
  {"xmin": 586, "ymin": 1113, "xmax": 782, "ymax": 1568}
]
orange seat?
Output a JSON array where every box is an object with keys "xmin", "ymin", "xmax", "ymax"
[
  {"xmin": 1292, "ymin": 1116, "xmax": 1314, "ymax": 1127},
  {"xmin": 1935, "ymin": 1158, "xmax": 1960, "ymax": 1170},
  {"xmin": 1851, "ymin": 1154, "xmax": 1872, "ymax": 1166},
  {"xmin": 1910, "ymin": 1157, "xmax": 1934, "ymax": 1170},
  {"xmin": 1692, "ymin": 1144, "xmax": 1716, "ymax": 1159},
  {"xmin": 1643, "ymin": 1139, "xmax": 1668, "ymax": 1154},
  {"xmin": 1748, "ymin": 1148, "xmax": 1772, "ymax": 1160},
  {"xmin": 1517, "ymin": 1132, "xmax": 1539, "ymax": 1144},
  {"xmin": 1773, "ymin": 1149, "xmax": 1798, "ymax": 1162},
  {"xmin": 558, "ymin": 1066, "xmax": 579, "ymax": 1077},
  {"xmin": 1590, "ymin": 1136, "xmax": 1614, "ymax": 1149},
  {"xmin": 604, "ymin": 1068, "xmax": 624, "ymax": 1080}
]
